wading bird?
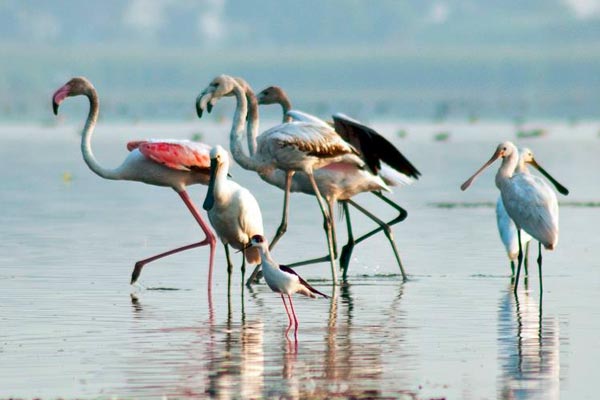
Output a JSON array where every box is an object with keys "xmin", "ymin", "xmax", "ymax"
[
  {"xmin": 496, "ymin": 148, "xmax": 568, "ymax": 276},
  {"xmin": 461, "ymin": 141, "xmax": 563, "ymax": 294},
  {"xmin": 196, "ymin": 75, "xmax": 360, "ymax": 284},
  {"xmin": 52, "ymin": 77, "xmax": 216, "ymax": 289},
  {"xmin": 255, "ymin": 85, "xmax": 420, "ymax": 278},
  {"xmin": 203, "ymin": 145, "xmax": 264, "ymax": 290},
  {"xmin": 245, "ymin": 234, "xmax": 328, "ymax": 340}
]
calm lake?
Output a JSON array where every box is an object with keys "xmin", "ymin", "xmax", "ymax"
[{"xmin": 1, "ymin": 119, "xmax": 599, "ymax": 399}]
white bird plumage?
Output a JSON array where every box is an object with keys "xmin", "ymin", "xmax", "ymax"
[
  {"xmin": 461, "ymin": 141, "xmax": 567, "ymax": 293},
  {"xmin": 496, "ymin": 148, "xmax": 533, "ymax": 274},
  {"xmin": 245, "ymin": 234, "xmax": 328, "ymax": 340},
  {"xmin": 496, "ymin": 196, "xmax": 532, "ymax": 271},
  {"xmin": 203, "ymin": 145, "xmax": 264, "ymax": 288}
]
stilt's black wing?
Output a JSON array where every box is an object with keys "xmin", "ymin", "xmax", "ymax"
[
  {"xmin": 279, "ymin": 264, "xmax": 329, "ymax": 298},
  {"xmin": 332, "ymin": 113, "xmax": 421, "ymax": 179}
]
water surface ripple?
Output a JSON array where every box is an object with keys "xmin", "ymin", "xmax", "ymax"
[{"xmin": 1, "ymin": 122, "xmax": 599, "ymax": 399}]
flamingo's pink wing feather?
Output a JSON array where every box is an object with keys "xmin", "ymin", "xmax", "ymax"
[{"xmin": 129, "ymin": 140, "xmax": 211, "ymax": 171}]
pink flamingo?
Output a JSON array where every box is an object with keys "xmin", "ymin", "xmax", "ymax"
[{"xmin": 52, "ymin": 77, "xmax": 216, "ymax": 289}]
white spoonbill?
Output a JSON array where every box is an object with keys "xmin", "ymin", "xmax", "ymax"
[
  {"xmin": 202, "ymin": 145, "xmax": 264, "ymax": 290},
  {"xmin": 256, "ymin": 85, "xmax": 420, "ymax": 278},
  {"xmin": 244, "ymin": 234, "xmax": 328, "ymax": 340},
  {"xmin": 52, "ymin": 77, "xmax": 216, "ymax": 289},
  {"xmin": 461, "ymin": 141, "xmax": 561, "ymax": 294},
  {"xmin": 196, "ymin": 75, "xmax": 360, "ymax": 284},
  {"xmin": 496, "ymin": 147, "xmax": 569, "ymax": 276}
]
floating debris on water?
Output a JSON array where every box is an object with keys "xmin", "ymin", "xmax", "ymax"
[
  {"xmin": 190, "ymin": 132, "xmax": 204, "ymax": 141},
  {"xmin": 434, "ymin": 131, "xmax": 451, "ymax": 142},
  {"xmin": 431, "ymin": 202, "xmax": 494, "ymax": 208},
  {"xmin": 516, "ymin": 128, "xmax": 547, "ymax": 138},
  {"xmin": 431, "ymin": 201, "xmax": 600, "ymax": 208}
]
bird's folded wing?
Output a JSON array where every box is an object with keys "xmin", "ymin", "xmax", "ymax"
[
  {"xmin": 279, "ymin": 264, "xmax": 329, "ymax": 298},
  {"xmin": 130, "ymin": 140, "xmax": 211, "ymax": 171},
  {"xmin": 264, "ymin": 122, "xmax": 357, "ymax": 158}
]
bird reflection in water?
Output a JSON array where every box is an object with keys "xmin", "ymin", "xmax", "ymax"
[
  {"xmin": 125, "ymin": 281, "xmax": 414, "ymax": 398},
  {"xmin": 497, "ymin": 286, "xmax": 561, "ymax": 399},
  {"xmin": 204, "ymin": 292, "xmax": 265, "ymax": 399},
  {"xmin": 126, "ymin": 292, "xmax": 265, "ymax": 398},
  {"xmin": 307, "ymin": 282, "xmax": 413, "ymax": 397}
]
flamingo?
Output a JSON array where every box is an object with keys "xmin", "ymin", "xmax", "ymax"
[
  {"xmin": 496, "ymin": 147, "xmax": 569, "ymax": 276},
  {"xmin": 202, "ymin": 145, "xmax": 264, "ymax": 290},
  {"xmin": 461, "ymin": 141, "xmax": 562, "ymax": 294},
  {"xmin": 255, "ymin": 85, "xmax": 420, "ymax": 278},
  {"xmin": 196, "ymin": 75, "xmax": 361, "ymax": 284},
  {"xmin": 52, "ymin": 77, "xmax": 216, "ymax": 289},
  {"xmin": 244, "ymin": 234, "xmax": 328, "ymax": 340}
]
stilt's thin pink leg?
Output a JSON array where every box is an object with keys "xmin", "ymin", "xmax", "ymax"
[
  {"xmin": 129, "ymin": 190, "xmax": 216, "ymax": 292},
  {"xmin": 287, "ymin": 294, "xmax": 299, "ymax": 341},
  {"xmin": 281, "ymin": 294, "xmax": 294, "ymax": 336}
]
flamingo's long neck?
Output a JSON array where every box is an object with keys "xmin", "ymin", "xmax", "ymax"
[
  {"xmin": 278, "ymin": 93, "xmax": 293, "ymax": 123},
  {"xmin": 229, "ymin": 84, "xmax": 268, "ymax": 174},
  {"xmin": 237, "ymin": 79, "xmax": 258, "ymax": 156},
  {"xmin": 496, "ymin": 150, "xmax": 519, "ymax": 190},
  {"xmin": 242, "ymin": 85, "xmax": 259, "ymax": 156},
  {"xmin": 81, "ymin": 89, "xmax": 121, "ymax": 180}
]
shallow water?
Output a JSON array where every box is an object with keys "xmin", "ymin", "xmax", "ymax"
[{"xmin": 1, "ymin": 120, "xmax": 599, "ymax": 399}]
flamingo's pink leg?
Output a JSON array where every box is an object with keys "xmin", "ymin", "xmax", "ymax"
[
  {"xmin": 287, "ymin": 294, "xmax": 299, "ymax": 341},
  {"xmin": 129, "ymin": 190, "xmax": 216, "ymax": 291},
  {"xmin": 178, "ymin": 190, "xmax": 217, "ymax": 290},
  {"xmin": 281, "ymin": 294, "xmax": 294, "ymax": 336}
]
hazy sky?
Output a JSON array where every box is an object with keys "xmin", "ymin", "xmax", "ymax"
[
  {"xmin": 2, "ymin": 0, "xmax": 600, "ymax": 48},
  {"xmin": 2, "ymin": 1, "xmax": 600, "ymax": 120}
]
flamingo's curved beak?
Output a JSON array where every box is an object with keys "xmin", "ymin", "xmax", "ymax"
[
  {"xmin": 528, "ymin": 157, "xmax": 569, "ymax": 195},
  {"xmin": 460, "ymin": 147, "xmax": 502, "ymax": 191},
  {"xmin": 203, "ymin": 157, "xmax": 219, "ymax": 211},
  {"xmin": 196, "ymin": 90, "xmax": 215, "ymax": 119},
  {"xmin": 52, "ymin": 84, "xmax": 71, "ymax": 115},
  {"xmin": 195, "ymin": 94, "xmax": 205, "ymax": 119}
]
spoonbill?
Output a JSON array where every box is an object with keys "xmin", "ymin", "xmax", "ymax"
[
  {"xmin": 256, "ymin": 85, "xmax": 420, "ymax": 278},
  {"xmin": 496, "ymin": 147, "xmax": 569, "ymax": 276},
  {"xmin": 196, "ymin": 75, "xmax": 360, "ymax": 284},
  {"xmin": 245, "ymin": 234, "xmax": 328, "ymax": 340},
  {"xmin": 461, "ymin": 141, "xmax": 562, "ymax": 294},
  {"xmin": 202, "ymin": 145, "xmax": 264, "ymax": 290},
  {"xmin": 52, "ymin": 77, "xmax": 216, "ymax": 289}
]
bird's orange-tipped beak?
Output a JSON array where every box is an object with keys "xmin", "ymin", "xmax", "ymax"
[
  {"xmin": 460, "ymin": 147, "xmax": 502, "ymax": 191},
  {"xmin": 52, "ymin": 84, "xmax": 71, "ymax": 115},
  {"xmin": 528, "ymin": 157, "xmax": 569, "ymax": 195}
]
